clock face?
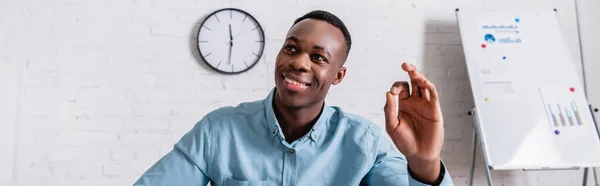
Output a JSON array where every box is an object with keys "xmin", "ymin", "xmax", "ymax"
[{"xmin": 197, "ymin": 8, "xmax": 265, "ymax": 74}]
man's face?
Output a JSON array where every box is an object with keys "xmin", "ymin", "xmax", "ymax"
[{"xmin": 274, "ymin": 19, "xmax": 347, "ymax": 108}]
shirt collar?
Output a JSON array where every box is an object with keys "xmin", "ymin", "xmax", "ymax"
[{"xmin": 263, "ymin": 87, "xmax": 331, "ymax": 142}]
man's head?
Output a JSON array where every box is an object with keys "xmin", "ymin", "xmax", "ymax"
[{"xmin": 274, "ymin": 10, "xmax": 351, "ymax": 109}]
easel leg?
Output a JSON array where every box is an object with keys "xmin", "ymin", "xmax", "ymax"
[
  {"xmin": 593, "ymin": 168, "xmax": 598, "ymax": 186},
  {"xmin": 583, "ymin": 167, "xmax": 600, "ymax": 186},
  {"xmin": 588, "ymin": 104, "xmax": 600, "ymax": 186},
  {"xmin": 469, "ymin": 130, "xmax": 478, "ymax": 186},
  {"xmin": 584, "ymin": 168, "xmax": 588, "ymax": 186},
  {"xmin": 469, "ymin": 129, "xmax": 494, "ymax": 186},
  {"xmin": 484, "ymin": 158, "xmax": 493, "ymax": 186},
  {"xmin": 469, "ymin": 108, "xmax": 495, "ymax": 186}
]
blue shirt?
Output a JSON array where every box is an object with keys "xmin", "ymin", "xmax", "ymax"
[{"xmin": 134, "ymin": 88, "xmax": 454, "ymax": 186}]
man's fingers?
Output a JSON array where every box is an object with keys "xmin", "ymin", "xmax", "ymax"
[
  {"xmin": 390, "ymin": 81, "xmax": 410, "ymax": 115},
  {"xmin": 402, "ymin": 63, "xmax": 423, "ymax": 81},
  {"xmin": 421, "ymin": 87, "xmax": 429, "ymax": 101},
  {"xmin": 402, "ymin": 62, "xmax": 428, "ymax": 98},
  {"xmin": 384, "ymin": 92, "xmax": 399, "ymax": 128},
  {"xmin": 390, "ymin": 81, "xmax": 410, "ymax": 99},
  {"xmin": 399, "ymin": 88, "xmax": 410, "ymax": 101},
  {"xmin": 415, "ymin": 79, "xmax": 429, "ymax": 101},
  {"xmin": 401, "ymin": 62, "xmax": 416, "ymax": 72},
  {"xmin": 424, "ymin": 79, "xmax": 439, "ymax": 104}
]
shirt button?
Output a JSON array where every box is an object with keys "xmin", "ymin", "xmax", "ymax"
[
  {"xmin": 272, "ymin": 130, "xmax": 276, "ymax": 134},
  {"xmin": 289, "ymin": 149, "xmax": 295, "ymax": 154}
]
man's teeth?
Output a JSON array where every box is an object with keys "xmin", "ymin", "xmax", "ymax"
[{"xmin": 285, "ymin": 77, "xmax": 307, "ymax": 86}]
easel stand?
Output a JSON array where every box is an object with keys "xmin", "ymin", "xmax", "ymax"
[{"xmin": 467, "ymin": 105, "xmax": 600, "ymax": 186}]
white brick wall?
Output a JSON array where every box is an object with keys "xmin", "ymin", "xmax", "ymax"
[{"xmin": 1, "ymin": 0, "xmax": 599, "ymax": 185}]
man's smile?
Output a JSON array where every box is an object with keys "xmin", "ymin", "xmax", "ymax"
[{"xmin": 282, "ymin": 73, "xmax": 312, "ymax": 92}]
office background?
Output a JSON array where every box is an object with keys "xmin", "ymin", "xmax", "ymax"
[{"xmin": 1, "ymin": 0, "xmax": 599, "ymax": 185}]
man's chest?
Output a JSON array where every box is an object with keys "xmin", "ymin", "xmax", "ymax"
[{"xmin": 206, "ymin": 131, "xmax": 373, "ymax": 186}]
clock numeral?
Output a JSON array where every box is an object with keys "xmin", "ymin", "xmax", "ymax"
[
  {"xmin": 203, "ymin": 52, "xmax": 212, "ymax": 58},
  {"xmin": 244, "ymin": 61, "xmax": 249, "ymax": 68},
  {"xmin": 231, "ymin": 65, "xmax": 234, "ymax": 73},
  {"xmin": 252, "ymin": 52, "xmax": 260, "ymax": 57},
  {"xmin": 243, "ymin": 15, "xmax": 248, "ymax": 22},
  {"xmin": 202, "ymin": 25, "xmax": 211, "ymax": 31},
  {"xmin": 230, "ymin": 10, "xmax": 232, "ymax": 19},
  {"xmin": 199, "ymin": 40, "xmax": 208, "ymax": 43},
  {"xmin": 251, "ymin": 26, "xmax": 259, "ymax": 31},
  {"xmin": 216, "ymin": 61, "xmax": 221, "ymax": 68},
  {"xmin": 214, "ymin": 14, "xmax": 220, "ymax": 22},
  {"xmin": 255, "ymin": 40, "xmax": 264, "ymax": 43}
]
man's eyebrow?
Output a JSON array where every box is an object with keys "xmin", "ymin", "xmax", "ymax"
[
  {"xmin": 285, "ymin": 36, "xmax": 331, "ymax": 58},
  {"xmin": 313, "ymin": 45, "xmax": 331, "ymax": 58},
  {"xmin": 285, "ymin": 36, "xmax": 299, "ymax": 42}
]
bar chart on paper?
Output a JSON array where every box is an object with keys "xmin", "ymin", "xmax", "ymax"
[
  {"xmin": 546, "ymin": 100, "xmax": 583, "ymax": 127},
  {"xmin": 540, "ymin": 86, "xmax": 589, "ymax": 127}
]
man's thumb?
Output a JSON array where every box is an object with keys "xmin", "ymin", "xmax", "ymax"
[{"xmin": 385, "ymin": 92, "xmax": 398, "ymax": 126}]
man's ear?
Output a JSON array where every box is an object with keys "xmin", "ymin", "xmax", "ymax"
[{"xmin": 332, "ymin": 66, "xmax": 347, "ymax": 85}]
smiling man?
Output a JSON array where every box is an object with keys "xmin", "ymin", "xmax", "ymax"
[{"xmin": 134, "ymin": 10, "xmax": 453, "ymax": 186}]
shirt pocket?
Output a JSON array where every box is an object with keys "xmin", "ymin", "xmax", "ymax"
[{"xmin": 221, "ymin": 177, "xmax": 267, "ymax": 186}]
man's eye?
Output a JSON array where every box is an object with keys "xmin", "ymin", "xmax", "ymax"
[
  {"xmin": 310, "ymin": 54, "xmax": 326, "ymax": 62},
  {"xmin": 284, "ymin": 46, "xmax": 297, "ymax": 52}
]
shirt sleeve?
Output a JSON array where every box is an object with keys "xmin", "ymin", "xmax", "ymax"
[
  {"xmin": 361, "ymin": 132, "xmax": 454, "ymax": 186},
  {"xmin": 133, "ymin": 117, "xmax": 214, "ymax": 186}
]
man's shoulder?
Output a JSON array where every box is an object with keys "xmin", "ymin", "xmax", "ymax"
[
  {"xmin": 203, "ymin": 99, "xmax": 265, "ymax": 122},
  {"xmin": 330, "ymin": 106, "xmax": 383, "ymax": 137},
  {"xmin": 176, "ymin": 99, "xmax": 265, "ymax": 147}
]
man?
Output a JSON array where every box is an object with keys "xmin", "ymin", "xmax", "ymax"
[{"xmin": 134, "ymin": 10, "xmax": 453, "ymax": 186}]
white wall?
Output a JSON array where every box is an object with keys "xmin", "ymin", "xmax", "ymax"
[
  {"xmin": 0, "ymin": 35, "xmax": 20, "ymax": 186},
  {"xmin": 1, "ymin": 0, "xmax": 598, "ymax": 185}
]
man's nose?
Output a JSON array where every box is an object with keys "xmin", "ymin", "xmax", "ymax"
[{"xmin": 289, "ymin": 55, "xmax": 311, "ymax": 72}]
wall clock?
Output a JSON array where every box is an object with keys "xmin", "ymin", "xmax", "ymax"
[{"xmin": 196, "ymin": 8, "xmax": 265, "ymax": 74}]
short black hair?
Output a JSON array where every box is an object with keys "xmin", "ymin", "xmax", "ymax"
[{"xmin": 292, "ymin": 10, "xmax": 352, "ymax": 55}]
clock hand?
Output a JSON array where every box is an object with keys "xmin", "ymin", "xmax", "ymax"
[
  {"xmin": 228, "ymin": 43, "xmax": 232, "ymax": 65},
  {"xmin": 228, "ymin": 24, "xmax": 233, "ymax": 65},
  {"xmin": 229, "ymin": 24, "xmax": 233, "ymax": 42}
]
